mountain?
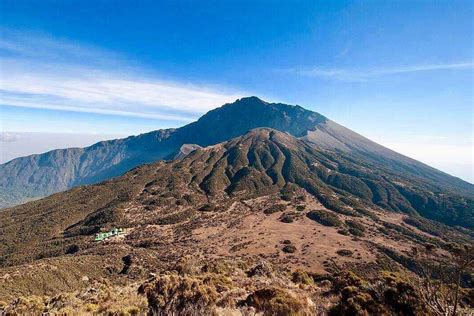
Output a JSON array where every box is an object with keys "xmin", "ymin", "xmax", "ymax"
[
  {"xmin": 0, "ymin": 97, "xmax": 326, "ymax": 208},
  {"xmin": 1, "ymin": 128, "xmax": 472, "ymax": 314},
  {"xmin": 1, "ymin": 97, "xmax": 472, "ymax": 228}
]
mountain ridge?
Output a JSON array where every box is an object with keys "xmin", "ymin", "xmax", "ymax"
[{"xmin": 1, "ymin": 96, "xmax": 472, "ymax": 211}]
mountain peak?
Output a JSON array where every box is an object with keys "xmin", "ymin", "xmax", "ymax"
[{"xmin": 233, "ymin": 96, "xmax": 268, "ymax": 105}]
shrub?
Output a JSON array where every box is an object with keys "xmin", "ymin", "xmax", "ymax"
[
  {"xmin": 306, "ymin": 210, "xmax": 342, "ymax": 227},
  {"xmin": 337, "ymin": 229, "xmax": 350, "ymax": 236},
  {"xmin": 348, "ymin": 228, "xmax": 364, "ymax": 237},
  {"xmin": 242, "ymin": 287, "xmax": 308, "ymax": 315},
  {"xmin": 65, "ymin": 244, "xmax": 80, "ymax": 254},
  {"xmin": 382, "ymin": 272, "xmax": 426, "ymax": 315},
  {"xmin": 292, "ymin": 270, "xmax": 313, "ymax": 285},
  {"xmin": 282, "ymin": 245, "xmax": 297, "ymax": 254},
  {"xmin": 280, "ymin": 184, "xmax": 299, "ymax": 201},
  {"xmin": 329, "ymin": 286, "xmax": 386, "ymax": 316},
  {"xmin": 296, "ymin": 205, "xmax": 306, "ymax": 212},
  {"xmin": 336, "ymin": 249, "xmax": 354, "ymax": 257},
  {"xmin": 346, "ymin": 220, "xmax": 366, "ymax": 237},
  {"xmin": 246, "ymin": 261, "xmax": 273, "ymax": 278},
  {"xmin": 138, "ymin": 274, "xmax": 218, "ymax": 315},
  {"xmin": 279, "ymin": 213, "xmax": 295, "ymax": 223},
  {"xmin": 317, "ymin": 194, "xmax": 354, "ymax": 215},
  {"xmin": 264, "ymin": 204, "xmax": 286, "ymax": 215}
]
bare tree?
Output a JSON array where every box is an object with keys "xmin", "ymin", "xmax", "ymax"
[{"xmin": 412, "ymin": 243, "xmax": 473, "ymax": 316}]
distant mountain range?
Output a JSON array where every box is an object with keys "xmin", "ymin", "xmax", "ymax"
[{"xmin": 1, "ymin": 97, "xmax": 472, "ymax": 229}]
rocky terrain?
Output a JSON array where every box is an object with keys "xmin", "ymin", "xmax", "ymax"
[{"xmin": 1, "ymin": 128, "xmax": 472, "ymax": 314}]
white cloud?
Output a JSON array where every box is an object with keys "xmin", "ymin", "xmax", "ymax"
[
  {"xmin": 0, "ymin": 132, "xmax": 20, "ymax": 142},
  {"xmin": 0, "ymin": 30, "xmax": 247, "ymax": 121},
  {"xmin": 287, "ymin": 62, "xmax": 474, "ymax": 81}
]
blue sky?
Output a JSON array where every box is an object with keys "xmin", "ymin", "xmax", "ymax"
[{"xmin": 0, "ymin": 1, "xmax": 473, "ymax": 182}]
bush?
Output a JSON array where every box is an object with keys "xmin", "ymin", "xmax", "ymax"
[
  {"xmin": 242, "ymin": 287, "xmax": 308, "ymax": 315},
  {"xmin": 317, "ymin": 194, "xmax": 354, "ymax": 215},
  {"xmin": 282, "ymin": 245, "xmax": 297, "ymax": 253},
  {"xmin": 329, "ymin": 286, "xmax": 385, "ymax": 316},
  {"xmin": 306, "ymin": 210, "xmax": 342, "ymax": 227},
  {"xmin": 279, "ymin": 213, "xmax": 295, "ymax": 223},
  {"xmin": 337, "ymin": 229, "xmax": 350, "ymax": 236},
  {"xmin": 346, "ymin": 220, "xmax": 366, "ymax": 237},
  {"xmin": 280, "ymin": 184, "xmax": 299, "ymax": 201},
  {"xmin": 296, "ymin": 205, "xmax": 306, "ymax": 212},
  {"xmin": 348, "ymin": 228, "xmax": 364, "ymax": 237},
  {"xmin": 336, "ymin": 249, "xmax": 353, "ymax": 257},
  {"xmin": 65, "ymin": 244, "xmax": 80, "ymax": 254},
  {"xmin": 329, "ymin": 271, "xmax": 427, "ymax": 316},
  {"xmin": 292, "ymin": 270, "xmax": 313, "ymax": 285},
  {"xmin": 138, "ymin": 274, "xmax": 218, "ymax": 315},
  {"xmin": 246, "ymin": 261, "xmax": 273, "ymax": 278},
  {"xmin": 264, "ymin": 204, "xmax": 286, "ymax": 215}
]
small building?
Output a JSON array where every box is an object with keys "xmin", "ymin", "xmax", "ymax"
[{"xmin": 94, "ymin": 228, "xmax": 124, "ymax": 241}]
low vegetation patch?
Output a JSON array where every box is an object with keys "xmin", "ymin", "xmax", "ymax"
[
  {"xmin": 264, "ymin": 204, "xmax": 286, "ymax": 215},
  {"xmin": 345, "ymin": 220, "xmax": 366, "ymax": 237},
  {"xmin": 279, "ymin": 212, "xmax": 296, "ymax": 223},
  {"xmin": 241, "ymin": 287, "xmax": 309, "ymax": 315},
  {"xmin": 282, "ymin": 244, "xmax": 297, "ymax": 254},
  {"xmin": 139, "ymin": 274, "xmax": 218, "ymax": 315},
  {"xmin": 336, "ymin": 249, "xmax": 354, "ymax": 257},
  {"xmin": 292, "ymin": 270, "xmax": 313, "ymax": 285},
  {"xmin": 306, "ymin": 210, "xmax": 342, "ymax": 227}
]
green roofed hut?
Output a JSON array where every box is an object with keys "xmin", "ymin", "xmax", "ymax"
[{"xmin": 94, "ymin": 228, "xmax": 124, "ymax": 241}]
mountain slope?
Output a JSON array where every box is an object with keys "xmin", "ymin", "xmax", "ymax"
[
  {"xmin": 1, "ymin": 129, "xmax": 472, "ymax": 313},
  {"xmin": 1, "ymin": 96, "xmax": 472, "ymax": 213}
]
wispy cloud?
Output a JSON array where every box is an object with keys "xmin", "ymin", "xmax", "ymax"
[
  {"xmin": 0, "ymin": 132, "xmax": 20, "ymax": 142},
  {"xmin": 286, "ymin": 62, "xmax": 474, "ymax": 81},
  {"xmin": 0, "ymin": 30, "xmax": 246, "ymax": 121}
]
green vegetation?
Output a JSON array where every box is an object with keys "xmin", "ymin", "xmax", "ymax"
[
  {"xmin": 316, "ymin": 195, "xmax": 354, "ymax": 216},
  {"xmin": 279, "ymin": 212, "xmax": 296, "ymax": 223},
  {"xmin": 329, "ymin": 271, "xmax": 427, "ymax": 316},
  {"xmin": 296, "ymin": 205, "xmax": 306, "ymax": 212},
  {"xmin": 345, "ymin": 220, "xmax": 366, "ymax": 237},
  {"xmin": 242, "ymin": 287, "xmax": 309, "ymax": 315},
  {"xmin": 336, "ymin": 249, "xmax": 353, "ymax": 257},
  {"xmin": 139, "ymin": 274, "xmax": 218, "ymax": 315},
  {"xmin": 291, "ymin": 270, "xmax": 313, "ymax": 285},
  {"xmin": 264, "ymin": 204, "xmax": 286, "ymax": 215},
  {"xmin": 282, "ymin": 244, "xmax": 297, "ymax": 253},
  {"xmin": 306, "ymin": 210, "xmax": 342, "ymax": 227}
]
